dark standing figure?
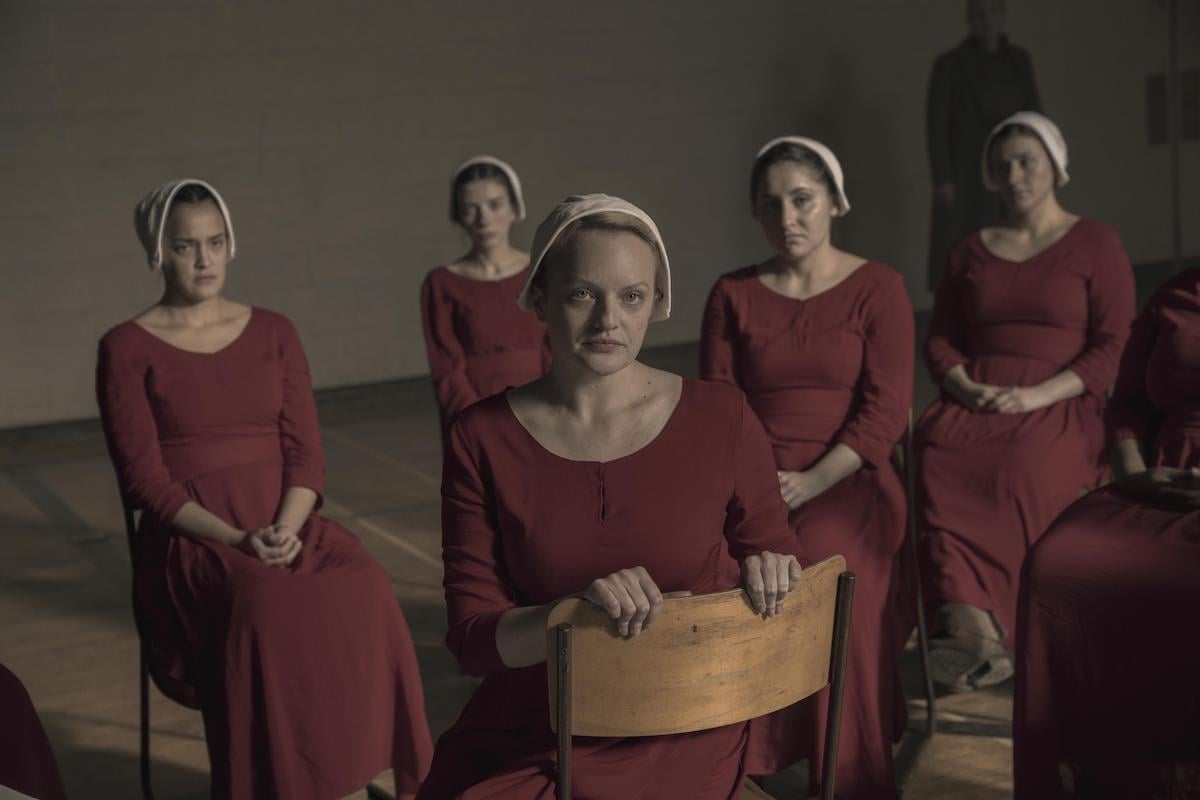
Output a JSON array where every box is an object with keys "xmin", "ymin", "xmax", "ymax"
[
  {"xmin": 926, "ymin": 0, "xmax": 1041, "ymax": 289},
  {"xmin": 97, "ymin": 179, "xmax": 433, "ymax": 799}
]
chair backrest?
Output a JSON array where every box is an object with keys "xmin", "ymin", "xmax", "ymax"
[{"xmin": 546, "ymin": 554, "xmax": 848, "ymax": 737}]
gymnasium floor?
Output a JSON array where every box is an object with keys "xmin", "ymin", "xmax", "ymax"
[{"xmin": 0, "ymin": 342, "xmax": 1016, "ymax": 799}]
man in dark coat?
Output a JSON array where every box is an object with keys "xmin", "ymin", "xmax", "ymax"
[{"xmin": 926, "ymin": 0, "xmax": 1041, "ymax": 289}]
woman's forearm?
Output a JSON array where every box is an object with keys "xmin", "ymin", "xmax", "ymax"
[
  {"xmin": 941, "ymin": 364, "xmax": 975, "ymax": 393},
  {"xmin": 495, "ymin": 604, "xmax": 554, "ymax": 669},
  {"xmin": 171, "ymin": 501, "xmax": 245, "ymax": 546},
  {"xmin": 807, "ymin": 443, "xmax": 864, "ymax": 494},
  {"xmin": 274, "ymin": 486, "xmax": 318, "ymax": 533},
  {"xmin": 1112, "ymin": 437, "xmax": 1148, "ymax": 480},
  {"xmin": 1034, "ymin": 369, "xmax": 1086, "ymax": 406}
]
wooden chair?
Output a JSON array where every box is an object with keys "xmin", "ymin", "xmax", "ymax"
[
  {"xmin": 120, "ymin": 498, "xmax": 395, "ymax": 800},
  {"xmin": 893, "ymin": 410, "xmax": 937, "ymax": 734},
  {"xmin": 546, "ymin": 555, "xmax": 855, "ymax": 800}
]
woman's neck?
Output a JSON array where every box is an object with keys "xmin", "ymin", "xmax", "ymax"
[
  {"xmin": 156, "ymin": 293, "xmax": 225, "ymax": 326},
  {"xmin": 542, "ymin": 360, "xmax": 650, "ymax": 424},
  {"xmin": 771, "ymin": 240, "xmax": 841, "ymax": 283},
  {"xmin": 471, "ymin": 240, "xmax": 523, "ymax": 278},
  {"xmin": 1008, "ymin": 196, "xmax": 1071, "ymax": 239}
]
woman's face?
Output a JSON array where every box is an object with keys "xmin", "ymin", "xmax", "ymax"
[
  {"xmin": 755, "ymin": 161, "xmax": 840, "ymax": 262},
  {"xmin": 990, "ymin": 131, "xmax": 1057, "ymax": 215},
  {"xmin": 457, "ymin": 178, "xmax": 517, "ymax": 250},
  {"xmin": 161, "ymin": 199, "xmax": 229, "ymax": 303},
  {"xmin": 536, "ymin": 229, "xmax": 659, "ymax": 378}
]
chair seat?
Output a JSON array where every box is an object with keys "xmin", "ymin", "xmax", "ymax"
[{"xmin": 740, "ymin": 777, "xmax": 775, "ymax": 800}]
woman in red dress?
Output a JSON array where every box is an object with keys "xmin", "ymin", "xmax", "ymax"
[
  {"xmin": 421, "ymin": 156, "xmax": 550, "ymax": 430},
  {"xmin": 1014, "ymin": 268, "xmax": 1200, "ymax": 799},
  {"xmin": 915, "ymin": 112, "xmax": 1135, "ymax": 690},
  {"xmin": 0, "ymin": 662, "xmax": 67, "ymax": 800},
  {"xmin": 418, "ymin": 194, "xmax": 806, "ymax": 800},
  {"xmin": 96, "ymin": 179, "xmax": 433, "ymax": 799},
  {"xmin": 701, "ymin": 137, "xmax": 914, "ymax": 799}
]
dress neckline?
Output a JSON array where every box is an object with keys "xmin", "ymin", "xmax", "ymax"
[
  {"xmin": 751, "ymin": 260, "xmax": 873, "ymax": 303},
  {"xmin": 975, "ymin": 219, "xmax": 1083, "ymax": 265},
  {"xmin": 503, "ymin": 377, "xmax": 689, "ymax": 466},
  {"xmin": 440, "ymin": 263, "xmax": 530, "ymax": 284},
  {"xmin": 128, "ymin": 307, "xmax": 257, "ymax": 355}
]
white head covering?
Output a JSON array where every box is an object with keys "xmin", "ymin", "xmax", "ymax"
[
  {"xmin": 981, "ymin": 111, "xmax": 1070, "ymax": 191},
  {"xmin": 754, "ymin": 136, "xmax": 851, "ymax": 214},
  {"xmin": 515, "ymin": 193, "xmax": 672, "ymax": 322},
  {"xmin": 135, "ymin": 179, "xmax": 236, "ymax": 271},
  {"xmin": 450, "ymin": 155, "xmax": 526, "ymax": 222}
]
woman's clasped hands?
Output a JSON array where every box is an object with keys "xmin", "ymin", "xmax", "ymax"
[{"xmin": 238, "ymin": 522, "xmax": 302, "ymax": 567}]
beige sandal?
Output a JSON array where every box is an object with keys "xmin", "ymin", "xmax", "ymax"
[{"xmin": 928, "ymin": 603, "xmax": 1012, "ymax": 691}]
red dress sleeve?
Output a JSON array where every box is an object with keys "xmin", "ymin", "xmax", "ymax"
[
  {"xmin": 1064, "ymin": 229, "xmax": 1136, "ymax": 396},
  {"xmin": 1106, "ymin": 288, "xmax": 1164, "ymax": 445},
  {"xmin": 834, "ymin": 271, "xmax": 915, "ymax": 467},
  {"xmin": 724, "ymin": 394, "xmax": 810, "ymax": 566},
  {"xmin": 699, "ymin": 277, "xmax": 739, "ymax": 385},
  {"xmin": 276, "ymin": 316, "xmax": 327, "ymax": 506},
  {"xmin": 421, "ymin": 272, "xmax": 480, "ymax": 426},
  {"xmin": 95, "ymin": 332, "xmax": 192, "ymax": 529},
  {"xmin": 440, "ymin": 417, "xmax": 516, "ymax": 678},
  {"xmin": 923, "ymin": 249, "xmax": 971, "ymax": 382}
]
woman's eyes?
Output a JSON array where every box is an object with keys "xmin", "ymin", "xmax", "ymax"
[{"xmin": 566, "ymin": 289, "xmax": 644, "ymax": 303}]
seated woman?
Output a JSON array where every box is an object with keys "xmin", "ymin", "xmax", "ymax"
[
  {"xmin": 915, "ymin": 112, "xmax": 1135, "ymax": 690},
  {"xmin": 418, "ymin": 194, "xmax": 806, "ymax": 800},
  {"xmin": 0, "ymin": 662, "xmax": 67, "ymax": 800},
  {"xmin": 701, "ymin": 137, "xmax": 913, "ymax": 799},
  {"xmin": 421, "ymin": 156, "xmax": 550, "ymax": 431},
  {"xmin": 96, "ymin": 179, "xmax": 433, "ymax": 799},
  {"xmin": 1014, "ymin": 267, "xmax": 1200, "ymax": 799}
]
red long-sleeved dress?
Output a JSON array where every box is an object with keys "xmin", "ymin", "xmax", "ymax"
[
  {"xmin": 915, "ymin": 220, "xmax": 1135, "ymax": 644},
  {"xmin": 420, "ymin": 266, "xmax": 550, "ymax": 429},
  {"xmin": 0, "ymin": 662, "xmax": 67, "ymax": 800},
  {"xmin": 700, "ymin": 262, "xmax": 914, "ymax": 799},
  {"xmin": 1014, "ymin": 268, "xmax": 1200, "ymax": 798},
  {"xmin": 96, "ymin": 308, "xmax": 433, "ymax": 799},
  {"xmin": 417, "ymin": 379, "xmax": 805, "ymax": 800}
]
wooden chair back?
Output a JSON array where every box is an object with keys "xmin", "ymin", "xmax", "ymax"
[{"xmin": 547, "ymin": 555, "xmax": 849, "ymax": 738}]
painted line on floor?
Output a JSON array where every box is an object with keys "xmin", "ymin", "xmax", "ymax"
[
  {"xmin": 324, "ymin": 497, "xmax": 443, "ymax": 571},
  {"xmin": 323, "ymin": 430, "xmax": 441, "ymax": 488},
  {"xmin": 4, "ymin": 466, "xmax": 130, "ymax": 584}
]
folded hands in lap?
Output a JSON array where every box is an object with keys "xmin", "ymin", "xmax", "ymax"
[{"xmin": 238, "ymin": 523, "xmax": 302, "ymax": 567}]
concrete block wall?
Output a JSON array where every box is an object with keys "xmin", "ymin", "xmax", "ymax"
[{"xmin": 1, "ymin": 1, "xmax": 1196, "ymax": 427}]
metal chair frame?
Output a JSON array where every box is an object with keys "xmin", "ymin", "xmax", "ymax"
[{"xmin": 896, "ymin": 411, "xmax": 937, "ymax": 735}]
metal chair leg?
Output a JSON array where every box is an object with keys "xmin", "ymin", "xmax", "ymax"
[
  {"xmin": 556, "ymin": 624, "xmax": 573, "ymax": 800},
  {"xmin": 821, "ymin": 572, "xmax": 856, "ymax": 800},
  {"xmin": 140, "ymin": 645, "xmax": 155, "ymax": 800},
  {"xmin": 904, "ymin": 415, "xmax": 937, "ymax": 736}
]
